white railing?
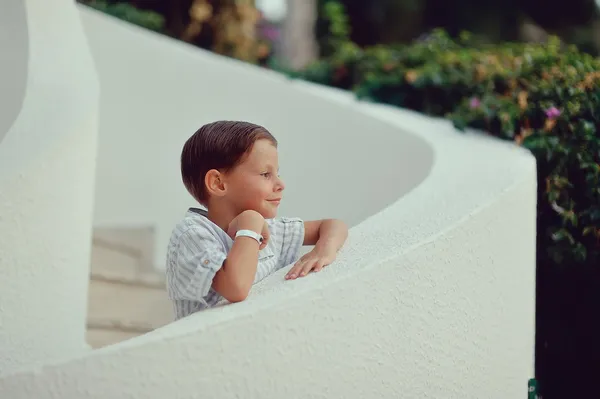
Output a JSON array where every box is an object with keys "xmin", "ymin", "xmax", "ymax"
[{"xmin": 0, "ymin": 2, "xmax": 537, "ymax": 398}]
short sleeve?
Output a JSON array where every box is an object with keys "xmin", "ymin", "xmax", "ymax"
[
  {"xmin": 168, "ymin": 228, "xmax": 227, "ymax": 304},
  {"xmin": 268, "ymin": 217, "xmax": 305, "ymax": 269}
]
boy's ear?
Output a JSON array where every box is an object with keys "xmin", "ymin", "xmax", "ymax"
[{"xmin": 205, "ymin": 169, "xmax": 226, "ymax": 198}]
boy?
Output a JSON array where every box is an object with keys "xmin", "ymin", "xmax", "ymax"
[{"xmin": 166, "ymin": 121, "xmax": 348, "ymax": 319}]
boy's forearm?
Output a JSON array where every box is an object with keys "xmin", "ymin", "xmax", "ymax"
[
  {"xmin": 213, "ymin": 210, "xmax": 264, "ymax": 302},
  {"xmin": 228, "ymin": 237, "xmax": 260, "ymax": 289},
  {"xmin": 213, "ymin": 237, "xmax": 259, "ymax": 302},
  {"xmin": 314, "ymin": 219, "xmax": 348, "ymax": 254}
]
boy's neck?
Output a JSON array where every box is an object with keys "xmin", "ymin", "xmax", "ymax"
[{"xmin": 205, "ymin": 204, "xmax": 236, "ymax": 232}]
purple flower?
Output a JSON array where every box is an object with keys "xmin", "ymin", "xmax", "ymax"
[
  {"xmin": 469, "ymin": 97, "xmax": 481, "ymax": 109},
  {"xmin": 545, "ymin": 106, "xmax": 561, "ymax": 119},
  {"xmin": 261, "ymin": 26, "xmax": 280, "ymax": 41}
]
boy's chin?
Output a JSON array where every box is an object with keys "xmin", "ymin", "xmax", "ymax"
[
  {"xmin": 261, "ymin": 210, "xmax": 277, "ymax": 219},
  {"xmin": 258, "ymin": 207, "xmax": 278, "ymax": 219},
  {"xmin": 241, "ymin": 204, "xmax": 278, "ymax": 219}
]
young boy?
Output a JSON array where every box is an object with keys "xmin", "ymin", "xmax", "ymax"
[{"xmin": 166, "ymin": 121, "xmax": 348, "ymax": 319}]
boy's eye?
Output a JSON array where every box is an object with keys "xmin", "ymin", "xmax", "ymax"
[{"xmin": 261, "ymin": 172, "xmax": 271, "ymax": 178}]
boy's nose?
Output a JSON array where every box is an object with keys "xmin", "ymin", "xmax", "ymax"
[{"xmin": 276, "ymin": 177, "xmax": 285, "ymax": 191}]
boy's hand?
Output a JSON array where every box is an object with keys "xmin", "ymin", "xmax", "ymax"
[
  {"xmin": 227, "ymin": 210, "xmax": 270, "ymax": 250},
  {"xmin": 285, "ymin": 247, "xmax": 336, "ymax": 280}
]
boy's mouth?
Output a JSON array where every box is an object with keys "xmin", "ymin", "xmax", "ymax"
[{"xmin": 267, "ymin": 198, "xmax": 281, "ymax": 205}]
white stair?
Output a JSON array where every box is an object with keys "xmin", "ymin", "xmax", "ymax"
[{"xmin": 87, "ymin": 227, "xmax": 173, "ymax": 348}]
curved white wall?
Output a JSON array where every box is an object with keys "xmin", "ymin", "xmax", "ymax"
[
  {"xmin": 83, "ymin": 8, "xmax": 434, "ymax": 269},
  {"xmin": 0, "ymin": 4, "xmax": 537, "ymax": 399},
  {"xmin": 0, "ymin": 0, "xmax": 99, "ymax": 375}
]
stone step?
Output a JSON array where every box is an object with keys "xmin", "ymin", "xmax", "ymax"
[
  {"xmin": 90, "ymin": 240, "xmax": 141, "ymax": 281},
  {"xmin": 87, "ymin": 227, "xmax": 171, "ymax": 348},
  {"xmin": 86, "ymin": 328, "xmax": 140, "ymax": 349},
  {"xmin": 87, "ymin": 277, "xmax": 172, "ymax": 334},
  {"xmin": 92, "ymin": 226, "xmax": 155, "ymax": 273}
]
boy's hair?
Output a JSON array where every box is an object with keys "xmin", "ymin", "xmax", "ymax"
[{"xmin": 181, "ymin": 120, "xmax": 277, "ymax": 205}]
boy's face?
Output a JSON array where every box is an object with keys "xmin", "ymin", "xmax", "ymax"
[{"xmin": 223, "ymin": 139, "xmax": 284, "ymax": 219}]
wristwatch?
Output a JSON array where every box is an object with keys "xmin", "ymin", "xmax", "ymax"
[{"xmin": 235, "ymin": 229, "xmax": 263, "ymax": 244}]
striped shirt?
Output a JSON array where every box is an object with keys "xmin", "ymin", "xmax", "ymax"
[{"xmin": 166, "ymin": 208, "xmax": 305, "ymax": 320}]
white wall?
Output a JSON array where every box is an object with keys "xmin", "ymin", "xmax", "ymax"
[
  {"xmin": 0, "ymin": 168, "xmax": 536, "ymax": 399},
  {"xmin": 84, "ymin": 8, "xmax": 433, "ymax": 270},
  {"xmin": 0, "ymin": 5, "xmax": 537, "ymax": 398},
  {"xmin": 0, "ymin": 0, "xmax": 99, "ymax": 374}
]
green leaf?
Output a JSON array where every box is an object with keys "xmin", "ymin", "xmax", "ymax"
[{"xmin": 552, "ymin": 229, "xmax": 575, "ymax": 244}]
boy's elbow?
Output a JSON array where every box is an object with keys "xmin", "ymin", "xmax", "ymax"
[
  {"xmin": 212, "ymin": 267, "xmax": 252, "ymax": 303},
  {"xmin": 226, "ymin": 286, "xmax": 250, "ymax": 303},
  {"xmin": 222, "ymin": 278, "xmax": 251, "ymax": 303}
]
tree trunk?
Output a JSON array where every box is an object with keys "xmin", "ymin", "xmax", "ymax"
[{"xmin": 281, "ymin": 0, "xmax": 318, "ymax": 70}]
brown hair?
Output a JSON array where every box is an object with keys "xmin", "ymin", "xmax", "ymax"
[{"xmin": 181, "ymin": 120, "xmax": 277, "ymax": 204}]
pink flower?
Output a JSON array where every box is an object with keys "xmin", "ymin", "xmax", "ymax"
[
  {"xmin": 261, "ymin": 26, "xmax": 280, "ymax": 41},
  {"xmin": 469, "ymin": 97, "xmax": 481, "ymax": 109},
  {"xmin": 545, "ymin": 106, "xmax": 561, "ymax": 119}
]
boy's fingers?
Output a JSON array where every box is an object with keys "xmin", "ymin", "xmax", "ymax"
[
  {"xmin": 287, "ymin": 255, "xmax": 324, "ymax": 280},
  {"xmin": 286, "ymin": 258, "xmax": 309, "ymax": 279},
  {"xmin": 261, "ymin": 224, "xmax": 270, "ymax": 241},
  {"xmin": 260, "ymin": 229, "xmax": 270, "ymax": 250},
  {"xmin": 294, "ymin": 257, "xmax": 307, "ymax": 268},
  {"xmin": 285, "ymin": 264, "xmax": 300, "ymax": 280},
  {"xmin": 313, "ymin": 261, "xmax": 325, "ymax": 273},
  {"xmin": 300, "ymin": 260, "xmax": 316, "ymax": 277}
]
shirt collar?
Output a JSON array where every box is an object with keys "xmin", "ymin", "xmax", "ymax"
[{"xmin": 188, "ymin": 207, "xmax": 208, "ymax": 217}]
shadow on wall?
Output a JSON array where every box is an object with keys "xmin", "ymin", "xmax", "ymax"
[{"xmin": 0, "ymin": 0, "xmax": 28, "ymax": 145}]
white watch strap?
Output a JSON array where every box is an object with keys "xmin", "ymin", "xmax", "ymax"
[{"xmin": 235, "ymin": 229, "xmax": 263, "ymax": 244}]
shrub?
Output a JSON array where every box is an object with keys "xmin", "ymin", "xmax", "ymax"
[
  {"xmin": 82, "ymin": 1, "xmax": 165, "ymax": 32},
  {"xmin": 297, "ymin": 29, "xmax": 600, "ymax": 268},
  {"xmin": 449, "ymin": 44, "xmax": 600, "ymax": 267}
]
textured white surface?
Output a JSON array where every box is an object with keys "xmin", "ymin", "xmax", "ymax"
[
  {"xmin": 0, "ymin": 5, "xmax": 536, "ymax": 398},
  {"xmin": 0, "ymin": 163, "xmax": 536, "ymax": 399},
  {"xmin": 0, "ymin": 0, "xmax": 99, "ymax": 374}
]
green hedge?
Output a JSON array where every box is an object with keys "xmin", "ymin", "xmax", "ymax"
[
  {"xmin": 81, "ymin": 1, "xmax": 165, "ymax": 32},
  {"xmin": 294, "ymin": 30, "xmax": 600, "ymax": 268}
]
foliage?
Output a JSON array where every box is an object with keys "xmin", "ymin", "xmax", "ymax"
[
  {"xmin": 318, "ymin": 0, "xmax": 352, "ymax": 54},
  {"xmin": 296, "ymin": 25, "xmax": 600, "ymax": 269},
  {"xmin": 451, "ymin": 43, "xmax": 600, "ymax": 267},
  {"xmin": 82, "ymin": 1, "xmax": 165, "ymax": 32},
  {"xmin": 81, "ymin": 0, "xmax": 269, "ymax": 64},
  {"xmin": 190, "ymin": 0, "xmax": 268, "ymax": 64},
  {"xmin": 315, "ymin": 0, "xmax": 600, "ymax": 56}
]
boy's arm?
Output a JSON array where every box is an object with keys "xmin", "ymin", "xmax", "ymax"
[
  {"xmin": 212, "ymin": 210, "xmax": 265, "ymax": 302},
  {"xmin": 303, "ymin": 219, "xmax": 348, "ymax": 250},
  {"xmin": 285, "ymin": 219, "xmax": 348, "ymax": 280}
]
